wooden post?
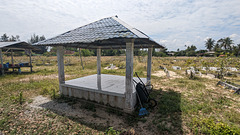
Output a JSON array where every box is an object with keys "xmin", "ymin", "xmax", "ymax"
[
  {"xmin": 0, "ymin": 49, "xmax": 4, "ymax": 75},
  {"xmin": 29, "ymin": 50, "xmax": 32, "ymax": 73},
  {"xmin": 147, "ymin": 47, "xmax": 153, "ymax": 83},
  {"xmin": 57, "ymin": 46, "xmax": 65, "ymax": 93},
  {"xmin": 125, "ymin": 39, "xmax": 134, "ymax": 111},
  {"xmin": 97, "ymin": 47, "xmax": 101, "ymax": 90},
  {"xmin": 79, "ymin": 48, "xmax": 84, "ymax": 70},
  {"xmin": 11, "ymin": 49, "xmax": 14, "ymax": 72},
  {"xmin": 11, "ymin": 49, "xmax": 14, "ymax": 65}
]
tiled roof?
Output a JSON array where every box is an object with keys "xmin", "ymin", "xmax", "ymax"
[{"xmin": 35, "ymin": 16, "xmax": 164, "ymax": 49}]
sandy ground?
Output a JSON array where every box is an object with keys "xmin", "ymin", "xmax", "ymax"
[
  {"xmin": 27, "ymin": 96, "xmax": 158, "ymax": 135},
  {"xmin": 152, "ymin": 70, "xmax": 183, "ymax": 79},
  {"xmin": 19, "ymin": 74, "xmax": 73, "ymax": 82},
  {"xmin": 201, "ymin": 74, "xmax": 216, "ymax": 79}
]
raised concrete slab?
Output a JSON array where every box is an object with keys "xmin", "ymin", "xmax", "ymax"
[{"xmin": 62, "ymin": 74, "xmax": 146, "ymax": 97}]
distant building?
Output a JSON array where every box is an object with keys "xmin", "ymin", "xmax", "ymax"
[
  {"xmin": 204, "ymin": 51, "xmax": 215, "ymax": 56},
  {"xmin": 167, "ymin": 52, "xmax": 175, "ymax": 56}
]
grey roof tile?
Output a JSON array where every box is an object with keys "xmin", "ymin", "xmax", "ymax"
[{"xmin": 35, "ymin": 16, "xmax": 164, "ymax": 49}]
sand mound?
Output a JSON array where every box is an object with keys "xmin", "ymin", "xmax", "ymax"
[{"xmin": 152, "ymin": 70, "xmax": 182, "ymax": 79}]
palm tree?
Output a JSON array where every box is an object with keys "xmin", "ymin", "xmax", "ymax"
[
  {"xmin": 205, "ymin": 38, "xmax": 215, "ymax": 51},
  {"xmin": 237, "ymin": 44, "xmax": 240, "ymax": 57},
  {"xmin": 224, "ymin": 37, "xmax": 234, "ymax": 50},
  {"xmin": 214, "ymin": 43, "xmax": 221, "ymax": 52},
  {"xmin": 217, "ymin": 38, "xmax": 225, "ymax": 50},
  {"xmin": 217, "ymin": 37, "xmax": 234, "ymax": 51}
]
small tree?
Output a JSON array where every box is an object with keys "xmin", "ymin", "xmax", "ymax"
[
  {"xmin": 215, "ymin": 53, "xmax": 232, "ymax": 79},
  {"xmin": 202, "ymin": 60, "xmax": 211, "ymax": 75},
  {"xmin": 28, "ymin": 34, "xmax": 47, "ymax": 54},
  {"xmin": 0, "ymin": 33, "xmax": 9, "ymax": 41}
]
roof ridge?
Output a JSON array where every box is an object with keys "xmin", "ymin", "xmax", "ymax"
[
  {"xmin": 35, "ymin": 16, "xmax": 114, "ymax": 45},
  {"xmin": 111, "ymin": 16, "xmax": 149, "ymax": 38}
]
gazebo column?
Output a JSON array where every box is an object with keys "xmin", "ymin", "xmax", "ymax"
[
  {"xmin": 147, "ymin": 47, "xmax": 153, "ymax": 84},
  {"xmin": 0, "ymin": 49, "xmax": 4, "ymax": 75},
  {"xmin": 125, "ymin": 39, "xmax": 135, "ymax": 112},
  {"xmin": 97, "ymin": 47, "xmax": 101, "ymax": 90},
  {"xmin": 57, "ymin": 46, "xmax": 65, "ymax": 93}
]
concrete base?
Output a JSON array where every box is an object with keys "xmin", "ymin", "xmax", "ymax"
[{"xmin": 61, "ymin": 74, "xmax": 146, "ymax": 111}]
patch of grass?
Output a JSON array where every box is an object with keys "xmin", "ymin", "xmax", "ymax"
[
  {"xmin": 46, "ymin": 112, "xmax": 57, "ymax": 119},
  {"xmin": 1, "ymin": 56, "xmax": 240, "ymax": 134},
  {"xmin": 102, "ymin": 69, "xmax": 116, "ymax": 74},
  {"xmin": 191, "ymin": 117, "xmax": 240, "ymax": 134},
  {"xmin": 153, "ymin": 89, "xmax": 183, "ymax": 134}
]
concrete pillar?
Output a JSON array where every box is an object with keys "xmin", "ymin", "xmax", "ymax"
[
  {"xmin": 147, "ymin": 47, "xmax": 153, "ymax": 83},
  {"xmin": 57, "ymin": 46, "xmax": 65, "ymax": 93},
  {"xmin": 125, "ymin": 39, "xmax": 134, "ymax": 111},
  {"xmin": 97, "ymin": 48, "xmax": 101, "ymax": 75},
  {"xmin": 97, "ymin": 47, "xmax": 101, "ymax": 90},
  {"xmin": 0, "ymin": 49, "xmax": 4, "ymax": 75}
]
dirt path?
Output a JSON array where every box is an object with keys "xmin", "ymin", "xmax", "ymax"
[{"xmin": 27, "ymin": 96, "xmax": 159, "ymax": 135}]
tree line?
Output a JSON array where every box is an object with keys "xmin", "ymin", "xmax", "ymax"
[
  {"xmin": 1, "ymin": 33, "xmax": 168, "ymax": 57},
  {"xmin": 2, "ymin": 33, "xmax": 239, "ymax": 57},
  {"xmin": 205, "ymin": 37, "xmax": 240, "ymax": 56},
  {"xmin": 173, "ymin": 37, "xmax": 240, "ymax": 57}
]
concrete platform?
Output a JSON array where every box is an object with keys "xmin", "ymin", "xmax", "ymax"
[{"xmin": 61, "ymin": 74, "xmax": 146, "ymax": 110}]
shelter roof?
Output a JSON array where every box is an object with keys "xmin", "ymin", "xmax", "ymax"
[
  {"xmin": 35, "ymin": 16, "xmax": 164, "ymax": 49},
  {"xmin": 0, "ymin": 41, "xmax": 39, "ymax": 50}
]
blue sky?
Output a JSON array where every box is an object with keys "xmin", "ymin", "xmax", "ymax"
[{"xmin": 0, "ymin": 0, "xmax": 240, "ymax": 51}]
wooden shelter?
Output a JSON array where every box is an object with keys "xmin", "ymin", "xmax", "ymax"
[
  {"xmin": 0, "ymin": 41, "xmax": 38, "ymax": 75},
  {"xmin": 35, "ymin": 16, "xmax": 164, "ymax": 112}
]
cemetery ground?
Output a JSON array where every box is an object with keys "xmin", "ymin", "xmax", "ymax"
[{"xmin": 0, "ymin": 56, "xmax": 240, "ymax": 134}]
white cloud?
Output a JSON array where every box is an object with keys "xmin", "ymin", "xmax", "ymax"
[
  {"xmin": 0, "ymin": 0, "xmax": 240, "ymax": 50},
  {"xmin": 230, "ymin": 34, "xmax": 238, "ymax": 38}
]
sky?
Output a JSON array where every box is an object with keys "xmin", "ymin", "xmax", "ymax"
[{"xmin": 0, "ymin": 0, "xmax": 240, "ymax": 51}]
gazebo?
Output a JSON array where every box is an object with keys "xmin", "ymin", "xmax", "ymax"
[
  {"xmin": 0, "ymin": 41, "xmax": 39, "ymax": 75},
  {"xmin": 35, "ymin": 16, "xmax": 164, "ymax": 112}
]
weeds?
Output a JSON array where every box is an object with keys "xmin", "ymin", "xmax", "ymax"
[
  {"xmin": 105, "ymin": 127, "xmax": 120, "ymax": 135},
  {"xmin": 19, "ymin": 91, "xmax": 23, "ymax": 105}
]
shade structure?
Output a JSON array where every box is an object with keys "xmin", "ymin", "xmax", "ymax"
[
  {"xmin": 0, "ymin": 41, "xmax": 39, "ymax": 50},
  {"xmin": 0, "ymin": 41, "xmax": 39, "ymax": 75},
  {"xmin": 34, "ymin": 16, "xmax": 164, "ymax": 112},
  {"xmin": 34, "ymin": 16, "xmax": 164, "ymax": 49}
]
